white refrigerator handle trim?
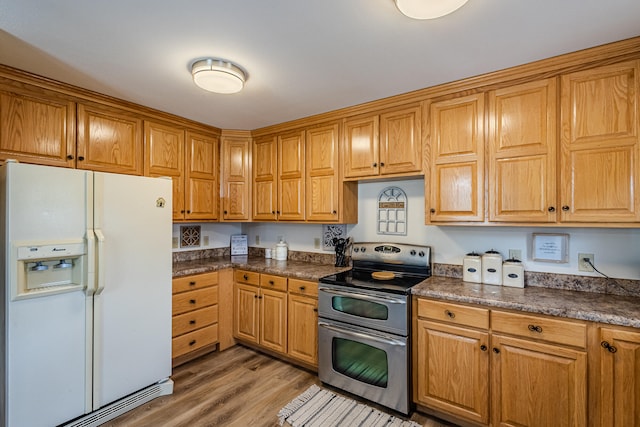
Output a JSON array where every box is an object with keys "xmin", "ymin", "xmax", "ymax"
[{"xmin": 94, "ymin": 229, "xmax": 106, "ymax": 295}]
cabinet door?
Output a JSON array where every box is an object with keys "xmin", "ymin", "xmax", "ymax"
[
  {"xmin": 416, "ymin": 320, "xmax": 489, "ymax": 425},
  {"xmin": 144, "ymin": 121, "xmax": 185, "ymax": 220},
  {"xmin": 560, "ymin": 60, "xmax": 640, "ymax": 222},
  {"xmin": 220, "ymin": 133, "xmax": 251, "ymax": 221},
  {"xmin": 77, "ymin": 103, "xmax": 143, "ymax": 175},
  {"xmin": 260, "ymin": 288, "xmax": 287, "ymax": 354},
  {"xmin": 306, "ymin": 123, "xmax": 339, "ymax": 222},
  {"xmin": 489, "ymin": 79, "xmax": 557, "ymax": 222},
  {"xmin": 379, "ymin": 105, "xmax": 421, "ymax": 175},
  {"xmin": 0, "ymin": 89, "xmax": 76, "ymax": 167},
  {"xmin": 185, "ymin": 131, "xmax": 218, "ymax": 220},
  {"xmin": 233, "ymin": 283, "xmax": 259, "ymax": 344},
  {"xmin": 491, "ymin": 334, "xmax": 587, "ymax": 427},
  {"xmin": 288, "ymin": 293, "xmax": 318, "ymax": 366},
  {"xmin": 278, "ymin": 130, "xmax": 305, "ymax": 220},
  {"xmin": 343, "ymin": 114, "xmax": 379, "ymax": 178},
  {"xmin": 252, "ymin": 134, "xmax": 277, "ymax": 220},
  {"xmin": 599, "ymin": 327, "xmax": 640, "ymax": 427},
  {"xmin": 428, "ymin": 93, "xmax": 485, "ymax": 222}
]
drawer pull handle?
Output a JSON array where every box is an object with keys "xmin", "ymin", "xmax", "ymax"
[
  {"xmin": 445, "ymin": 310, "xmax": 455, "ymax": 319},
  {"xmin": 480, "ymin": 345, "xmax": 487, "ymax": 351},
  {"xmin": 189, "ymin": 281, "xmax": 196, "ymax": 286},
  {"xmin": 189, "ymin": 340, "xmax": 196, "ymax": 346},
  {"xmin": 528, "ymin": 324, "xmax": 543, "ymax": 333},
  {"xmin": 601, "ymin": 341, "xmax": 618, "ymax": 353},
  {"xmin": 243, "ymin": 274, "xmax": 249, "ymax": 280},
  {"xmin": 493, "ymin": 347, "xmax": 500, "ymax": 354},
  {"xmin": 189, "ymin": 299, "xmax": 196, "ymax": 304},
  {"xmin": 299, "ymin": 286, "xmax": 306, "ymax": 291},
  {"xmin": 269, "ymin": 280, "xmax": 275, "ymax": 285},
  {"xmin": 313, "ymin": 308, "xmax": 318, "ymax": 313},
  {"xmin": 189, "ymin": 320, "xmax": 196, "ymax": 325}
]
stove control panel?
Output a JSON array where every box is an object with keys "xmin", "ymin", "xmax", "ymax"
[{"xmin": 352, "ymin": 242, "xmax": 431, "ymax": 267}]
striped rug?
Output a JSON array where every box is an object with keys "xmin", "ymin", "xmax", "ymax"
[{"xmin": 277, "ymin": 384, "xmax": 422, "ymax": 427}]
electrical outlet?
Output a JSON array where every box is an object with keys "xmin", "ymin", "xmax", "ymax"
[
  {"xmin": 203, "ymin": 236, "xmax": 209, "ymax": 246},
  {"xmin": 578, "ymin": 253, "xmax": 594, "ymax": 272},
  {"xmin": 172, "ymin": 237, "xmax": 179, "ymax": 249},
  {"xmin": 255, "ymin": 235, "xmax": 260, "ymax": 245},
  {"xmin": 508, "ymin": 249, "xmax": 522, "ymax": 260},
  {"xmin": 314, "ymin": 237, "xmax": 321, "ymax": 249}
]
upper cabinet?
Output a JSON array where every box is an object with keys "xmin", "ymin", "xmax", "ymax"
[
  {"xmin": 560, "ymin": 60, "xmax": 640, "ymax": 223},
  {"xmin": 252, "ymin": 134, "xmax": 278, "ymax": 221},
  {"xmin": 488, "ymin": 78, "xmax": 558, "ymax": 223},
  {"xmin": 426, "ymin": 93, "xmax": 485, "ymax": 223},
  {"xmin": 343, "ymin": 104, "xmax": 422, "ymax": 180},
  {"xmin": 0, "ymin": 84, "xmax": 76, "ymax": 168},
  {"xmin": 184, "ymin": 130, "xmax": 219, "ymax": 221},
  {"xmin": 77, "ymin": 102, "xmax": 144, "ymax": 175},
  {"xmin": 220, "ymin": 131, "xmax": 251, "ymax": 221}
]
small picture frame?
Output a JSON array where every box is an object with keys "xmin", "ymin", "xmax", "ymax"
[
  {"xmin": 230, "ymin": 234, "xmax": 248, "ymax": 256},
  {"xmin": 532, "ymin": 233, "xmax": 569, "ymax": 263}
]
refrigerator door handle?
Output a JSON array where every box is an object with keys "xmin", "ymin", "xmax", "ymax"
[
  {"xmin": 95, "ymin": 229, "xmax": 106, "ymax": 295},
  {"xmin": 86, "ymin": 229, "xmax": 97, "ymax": 296}
]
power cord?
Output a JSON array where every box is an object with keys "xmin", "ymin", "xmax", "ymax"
[{"xmin": 583, "ymin": 258, "xmax": 609, "ymax": 278}]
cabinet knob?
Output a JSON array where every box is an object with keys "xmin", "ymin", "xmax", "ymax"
[
  {"xmin": 528, "ymin": 324, "xmax": 543, "ymax": 333},
  {"xmin": 189, "ymin": 299, "xmax": 196, "ymax": 304},
  {"xmin": 243, "ymin": 274, "xmax": 249, "ymax": 280},
  {"xmin": 181, "ymin": 210, "xmax": 185, "ymax": 213},
  {"xmin": 189, "ymin": 340, "xmax": 196, "ymax": 346},
  {"xmin": 299, "ymin": 286, "xmax": 306, "ymax": 291},
  {"xmin": 277, "ymin": 210, "xmax": 280, "ymax": 214},
  {"xmin": 548, "ymin": 206, "xmax": 556, "ymax": 212},
  {"xmin": 445, "ymin": 310, "xmax": 455, "ymax": 319},
  {"xmin": 272, "ymin": 210, "xmax": 276, "ymax": 214},
  {"xmin": 332, "ymin": 210, "xmax": 337, "ymax": 215},
  {"xmin": 380, "ymin": 162, "xmax": 385, "ymax": 167},
  {"xmin": 189, "ymin": 320, "xmax": 196, "ymax": 325},
  {"xmin": 187, "ymin": 210, "xmax": 191, "ymax": 214},
  {"xmin": 67, "ymin": 155, "xmax": 74, "ymax": 160},
  {"xmin": 601, "ymin": 341, "xmax": 618, "ymax": 353},
  {"xmin": 313, "ymin": 308, "xmax": 318, "ymax": 313},
  {"xmin": 224, "ymin": 210, "xmax": 228, "ymax": 214},
  {"xmin": 480, "ymin": 345, "xmax": 487, "ymax": 351},
  {"xmin": 269, "ymin": 280, "xmax": 275, "ymax": 286},
  {"xmin": 78, "ymin": 156, "xmax": 85, "ymax": 161},
  {"xmin": 492, "ymin": 347, "xmax": 500, "ymax": 354},
  {"xmin": 562, "ymin": 205, "xmax": 570, "ymax": 211},
  {"xmin": 189, "ymin": 281, "xmax": 196, "ymax": 286},
  {"xmin": 430, "ymin": 208, "xmax": 435, "ymax": 214},
  {"xmin": 372, "ymin": 163, "xmax": 377, "ymax": 167}
]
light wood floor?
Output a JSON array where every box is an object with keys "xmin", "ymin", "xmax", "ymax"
[{"xmin": 103, "ymin": 345, "xmax": 455, "ymax": 427}]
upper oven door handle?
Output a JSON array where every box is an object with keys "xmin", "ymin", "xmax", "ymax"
[
  {"xmin": 319, "ymin": 321, "xmax": 406, "ymax": 347},
  {"xmin": 319, "ymin": 287, "xmax": 406, "ymax": 304}
]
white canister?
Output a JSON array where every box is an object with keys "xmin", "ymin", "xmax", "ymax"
[
  {"xmin": 264, "ymin": 248, "xmax": 272, "ymax": 259},
  {"xmin": 275, "ymin": 240, "xmax": 288, "ymax": 261},
  {"xmin": 482, "ymin": 250, "xmax": 503, "ymax": 285},
  {"xmin": 462, "ymin": 252, "xmax": 482, "ymax": 283},
  {"xmin": 503, "ymin": 259, "xmax": 525, "ymax": 288}
]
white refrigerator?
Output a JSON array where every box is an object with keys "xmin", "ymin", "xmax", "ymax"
[{"xmin": 0, "ymin": 161, "xmax": 174, "ymax": 427}]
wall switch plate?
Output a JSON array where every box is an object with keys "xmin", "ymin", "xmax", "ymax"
[
  {"xmin": 578, "ymin": 253, "xmax": 594, "ymax": 271},
  {"xmin": 203, "ymin": 236, "xmax": 209, "ymax": 246},
  {"xmin": 508, "ymin": 249, "xmax": 522, "ymax": 260},
  {"xmin": 314, "ymin": 237, "xmax": 321, "ymax": 249},
  {"xmin": 172, "ymin": 237, "xmax": 179, "ymax": 249},
  {"xmin": 255, "ymin": 235, "xmax": 260, "ymax": 245}
]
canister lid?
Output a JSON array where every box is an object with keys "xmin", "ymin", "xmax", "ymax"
[{"xmin": 465, "ymin": 251, "xmax": 481, "ymax": 257}]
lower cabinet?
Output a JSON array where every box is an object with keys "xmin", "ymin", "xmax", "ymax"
[
  {"xmin": 172, "ymin": 272, "xmax": 220, "ymax": 366},
  {"xmin": 287, "ymin": 279, "xmax": 319, "ymax": 367}
]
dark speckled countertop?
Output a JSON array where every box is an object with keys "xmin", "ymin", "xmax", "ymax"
[
  {"xmin": 412, "ymin": 276, "xmax": 640, "ymax": 329},
  {"xmin": 173, "ymin": 256, "xmax": 350, "ymax": 282}
]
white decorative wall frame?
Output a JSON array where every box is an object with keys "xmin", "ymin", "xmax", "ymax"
[{"xmin": 377, "ymin": 186, "xmax": 407, "ymax": 235}]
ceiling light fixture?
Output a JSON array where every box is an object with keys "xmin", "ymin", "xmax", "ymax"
[
  {"xmin": 394, "ymin": 0, "xmax": 469, "ymax": 19},
  {"xmin": 191, "ymin": 58, "xmax": 246, "ymax": 94}
]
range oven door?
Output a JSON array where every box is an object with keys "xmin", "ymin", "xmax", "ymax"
[
  {"xmin": 318, "ymin": 319, "xmax": 410, "ymax": 415},
  {"xmin": 318, "ymin": 284, "xmax": 409, "ymax": 336}
]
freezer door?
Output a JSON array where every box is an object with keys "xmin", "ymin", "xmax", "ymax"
[{"xmin": 92, "ymin": 172, "xmax": 172, "ymax": 409}]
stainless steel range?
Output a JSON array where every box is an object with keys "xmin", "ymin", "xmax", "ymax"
[{"xmin": 318, "ymin": 242, "xmax": 431, "ymax": 415}]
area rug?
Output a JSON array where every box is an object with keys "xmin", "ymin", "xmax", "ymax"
[{"xmin": 277, "ymin": 384, "xmax": 422, "ymax": 427}]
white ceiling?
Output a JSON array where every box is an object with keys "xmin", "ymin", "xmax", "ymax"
[{"xmin": 1, "ymin": 0, "xmax": 639, "ymax": 130}]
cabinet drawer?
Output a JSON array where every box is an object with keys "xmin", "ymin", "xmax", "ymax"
[
  {"xmin": 173, "ymin": 272, "xmax": 218, "ymax": 294},
  {"xmin": 172, "ymin": 324, "xmax": 218, "ymax": 358},
  {"xmin": 172, "ymin": 305, "xmax": 218, "ymax": 337},
  {"xmin": 288, "ymin": 278, "xmax": 318, "ymax": 297},
  {"xmin": 261, "ymin": 273, "xmax": 288, "ymax": 292},
  {"xmin": 235, "ymin": 269, "xmax": 260, "ymax": 286},
  {"xmin": 491, "ymin": 310, "xmax": 586, "ymax": 348},
  {"xmin": 417, "ymin": 298, "xmax": 489, "ymax": 330},
  {"xmin": 172, "ymin": 286, "xmax": 219, "ymax": 316}
]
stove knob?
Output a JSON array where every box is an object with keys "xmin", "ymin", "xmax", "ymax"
[
  {"xmin": 410, "ymin": 250, "xmax": 416, "ymax": 256},
  {"xmin": 418, "ymin": 251, "xmax": 425, "ymax": 257},
  {"xmin": 353, "ymin": 247, "xmax": 359, "ymax": 253},
  {"xmin": 361, "ymin": 247, "xmax": 366, "ymax": 253}
]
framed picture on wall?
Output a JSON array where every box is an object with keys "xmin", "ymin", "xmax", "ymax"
[
  {"xmin": 532, "ymin": 233, "xmax": 569, "ymax": 263},
  {"xmin": 322, "ymin": 224, "xmax": 347, "ymax": 250}
]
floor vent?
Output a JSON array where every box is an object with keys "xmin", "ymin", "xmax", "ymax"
[{"xmin": 63, "ymin": 379, "xmax": 174, "ymax": 427}]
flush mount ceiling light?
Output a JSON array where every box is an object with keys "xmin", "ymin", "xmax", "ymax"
[
  {"xmin": 191, "ymin": 58, "xmax": 246, "ymax": 94},
  {"xmin": 394, "ymin": 0, "xmax": 469, "ymax": 19}
]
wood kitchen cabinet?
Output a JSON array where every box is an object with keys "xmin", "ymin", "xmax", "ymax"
[
  {"xmin": 488, "ymin": 78, "xmax": 558, "ymax": 222},
  {"xmin": 172, "ymin": 272, "xmax": 219, "ymax": 366},
  {"xmin": 342, "ymin": 104, "xmax": 421, "ymax": 180},
  {"xmin": 426, "ymin": 93, "xmax": 485, "ymax": 222},
  {"xmin": 0, "ymin": 84, "xmax": 76, "ymax": 167},
  {"xmin": 77, "ymin": 102, "xmax": 144, "ymax": 175},
  {"xmin": 305, "ymin": 122, "xmax": 358, "ymax": 223},
  {"xmin": 559, "ymin": 60, "xmax": 640, "ymax": 223},
  {"xmin": 287, "ymin": 278, "xmax": 319, "ymax": 367},
  {"xmin": 233, "ymin": 270, "xmax": 288, "ymax": 355},
  {"xmin": 220, "ymin": 130, "xmax": 251, "ymax": 221},
  {"xmin": 596, "ymin": 325, "xmax": 640, "ymax": 427},
  {"xmin": 252, "ymin": 130, "xmax": 305, "ymax": 221},
  {"xmin": 414, "ymin": 299, "xmax": 490, "ymax": 425}
]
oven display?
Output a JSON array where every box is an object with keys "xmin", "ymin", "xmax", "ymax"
[
  {"xmin": 374, "ymin": 245, "xmax": 401, "ymax": 253},
  {"xmin": 332, "ymin": 296, "xmax": 389, "ymax": 320},
  {"xmin": 332, "ymin": 337, "xmax": 388, "ymax": 387}
]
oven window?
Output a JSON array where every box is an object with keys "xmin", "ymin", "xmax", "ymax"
[
  {"xmin": 331, "ymin": 296, "xmax": 389, "ymax": 320},
  {"xmin": 332, "ymin": 337, "xmax": 388, "ymax": 387}
]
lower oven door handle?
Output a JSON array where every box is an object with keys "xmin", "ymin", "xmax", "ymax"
[
  {"xmin": 319, "ymin": 321, "xmax": 406, "ymax": 347},
  {"xmin": 319, "ymin": 287, "xmax": 405, "ymax": 304}
]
